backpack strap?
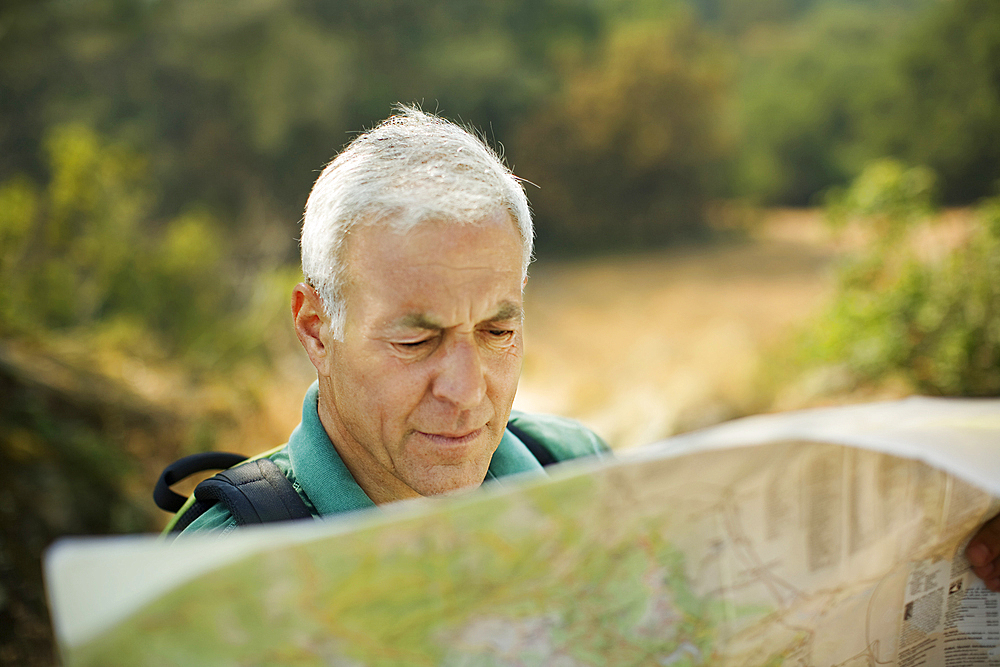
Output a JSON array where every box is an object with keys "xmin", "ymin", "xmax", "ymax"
[
  {"xmin": 166, "ymin": 458, "xmax": 314, "ymax": 534},
  {"xmin": 193, "ymin": 458, "xmax": 313, "ymax": 526},
  {"xmin": 154, "ymin": 451, "xmax": 249, "ymax": 513},
  {"xmin": 505, "ymin": 422, "xmax": 558, "ymax": 467}
]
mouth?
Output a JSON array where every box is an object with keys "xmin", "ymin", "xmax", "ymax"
[{"xmin": 415, "ymin": 427, "xmax": 486, "ymax": 447}]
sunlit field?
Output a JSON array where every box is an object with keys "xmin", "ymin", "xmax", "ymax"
[{"xmin": 516, "ymin": 210, "xmax": 837, "ymax": 449}]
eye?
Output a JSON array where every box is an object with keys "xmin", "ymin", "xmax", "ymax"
[{"xmin": 395, "ymin": 338, "xmax": 432, "ymax": 349}]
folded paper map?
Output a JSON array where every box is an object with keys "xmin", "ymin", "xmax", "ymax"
[{"xmin": 46, "ymin": 396, "xmax": 1000, "ymax": 666}]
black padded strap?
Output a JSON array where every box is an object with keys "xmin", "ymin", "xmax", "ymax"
[
  {"xmin": 193, "ymin": 458, "xmax": 313, "ymax": 526},
  {"xmin": 154, "ymin": 451, "xmax": 248, "ymax": 513},
  {"xmin": 506, "ymin": 422, "xmax": 558, "ymax": 467}
]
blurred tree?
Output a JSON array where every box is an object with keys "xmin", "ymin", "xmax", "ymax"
[
  {"xmin": 884, "ymin": 0, "xmax": 1000, "ymax": 203},
  {"xmin": 0, "ymin": 0, "xmax": 611, "ymax": 257},
  {"xmin": 730, "ymin": 3, "xmax": 913, "ymax": 204},
  {"xmin": 689, "ymin": 0, "xmax": 934, "ymax": 32},
  {"xmin": 727, "ymin": 0, "xmax": 996, "ymax": 207},
  {"xmin": 3, "ymin": 0, "xmax": 994, "ymax": 256},
  {"xmin": 516, "ymin": 10, "xmax": 732, "ymax": 252}
]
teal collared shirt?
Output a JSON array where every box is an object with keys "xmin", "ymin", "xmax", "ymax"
[{"xmin": 180, "ymin": 382, "xmax": 608, "ymax": 536}]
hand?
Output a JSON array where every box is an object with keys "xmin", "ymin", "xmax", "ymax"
[{"xmin": 966, "ymin": 513, "xmax": 1000, "ymax": 592}]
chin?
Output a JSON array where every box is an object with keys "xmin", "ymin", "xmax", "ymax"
[
  {"xmin": 411, "ymin": 468, "xmax": 487, "ymax": 498},
  {"xmin": 433, "ymin": 480, "xmax": 484, "ymax": 498}
]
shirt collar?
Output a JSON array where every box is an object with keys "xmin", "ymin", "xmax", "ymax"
[{"xmin": 287, "ymin": 382, "xmax": 375, "ymax": 516}]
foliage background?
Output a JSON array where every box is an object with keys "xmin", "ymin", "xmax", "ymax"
[{"xmin": 2, "ymin": 0, "xmax": 999, "ymax": 664}]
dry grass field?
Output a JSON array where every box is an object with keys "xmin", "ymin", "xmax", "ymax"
[{"xmin": 515, "ymin": 210, "xmax": 842, "ymax": 449}]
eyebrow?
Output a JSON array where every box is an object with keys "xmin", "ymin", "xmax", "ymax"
[
  {"xmin": 395, "ymin": 302, "xmax": 523, "ymax": 331},
  {"xmin": 491, "ymin": 301, "xmax": 523, "ymax": 323}
]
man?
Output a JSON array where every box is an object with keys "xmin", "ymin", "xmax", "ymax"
[{"xmin": 179, "ymin": 106, "xmax": 609, "ymax": 535}]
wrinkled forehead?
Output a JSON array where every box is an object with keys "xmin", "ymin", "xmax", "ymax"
[
  {"xmin": 339, "ymin": 213, "xmax": 526, "ymax": 328},
  {"xmin": 345, "ymin": 209, "xmax": 528, "ymax": 276}
]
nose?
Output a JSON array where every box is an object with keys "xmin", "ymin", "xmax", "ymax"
[{"xmin": 431, "ymin": 336, "xmax": 487, "ymax": 409}]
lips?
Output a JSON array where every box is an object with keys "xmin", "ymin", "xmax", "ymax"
[{"xmin": 416, "ymin": 427, "xmax": 485, "ymax": 446}]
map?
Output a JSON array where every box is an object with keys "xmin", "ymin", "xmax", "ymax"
[{"xmin": 46, "ymin": 396, "xmax": 1000, "ymax": 666}]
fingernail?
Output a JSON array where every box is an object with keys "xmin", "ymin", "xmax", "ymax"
[{"xmin": 969, "ymin": 544, "xmax": 991, "ymax": 566}]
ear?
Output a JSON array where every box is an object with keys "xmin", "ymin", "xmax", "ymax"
[{"xmin": 292, "ymin": 283, "xmax": 331, "ymax": 374}]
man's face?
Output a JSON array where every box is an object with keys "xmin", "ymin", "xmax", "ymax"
[{"xmin": 313, "ymin": 213, "xmax": 525, "ymax": 502}]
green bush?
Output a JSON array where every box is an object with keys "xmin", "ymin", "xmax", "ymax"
[
  {"xmin": 0, "ymin": 124, "xmax": 266, "ymax": 367},
  {"xmin": 801, "ymin": 159, "xmax": 1000, "ymax": 396}
]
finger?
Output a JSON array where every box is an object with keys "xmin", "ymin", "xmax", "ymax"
[
  {"xmin": 973, "ymin": 562, "xmax": 996, "ymax": 580},
  {"xmin": 968, "ymin": 542, "xmax": 995, "ymax": 568},
  {"xmin": 966, "ymin": 514, "xmax": 1000, "ymax": 567}
]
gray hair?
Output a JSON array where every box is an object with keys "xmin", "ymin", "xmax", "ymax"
[{"xmin": 301, "ymin": 105, "xmax": 534, "ymax": 340}]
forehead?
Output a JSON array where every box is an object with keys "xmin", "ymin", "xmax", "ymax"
[{"xmin": 342, "ymin": 215, "xmax": 524, "ymax": 327}]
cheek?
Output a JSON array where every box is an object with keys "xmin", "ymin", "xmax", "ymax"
[
  {"xmin": 374, "ymin": 361, "xmax": 435, "ymax": 420},
  {"xmin": 490, "ymin": 343, "xmax": 524, "ymax": 396},
  {"xmin": 507, "ymin": 334, "xmax": 525, "ymax": 368},
  {"xmin": 333, "ymin": 351, "xmax": 423, "ymax": 418}
]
